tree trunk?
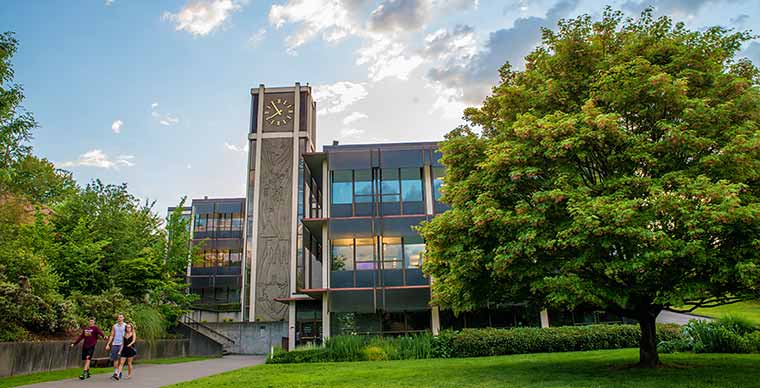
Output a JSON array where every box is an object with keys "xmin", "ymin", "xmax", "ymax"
[{"xmin": 638, "ymin": 308, "xmax": 660, "ymax": 368}]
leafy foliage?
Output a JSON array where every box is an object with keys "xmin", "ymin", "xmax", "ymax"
[
  {"xmin": 659, "ymin": 316, "xmax": 760, "ymax": 354},
  {"xmin": 0, "ymin": 31, "xmax": 196, "ymax": 341},
  {"xmin": 267, "ymin": 325, "xmax": 681, "ymax": 364},
  {"xmin": 419, "ymin": 8, "xmax": 760, "ymax": 367}
]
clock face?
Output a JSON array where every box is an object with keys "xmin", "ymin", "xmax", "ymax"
[{"xmin": 263, "ymin": 98, "xmax": 294, "ymax": 127}]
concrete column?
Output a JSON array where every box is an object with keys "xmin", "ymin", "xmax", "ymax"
[
  {"xmin": 540, "ymin": 309, "xmax": 550, "ymax": 328},
  {"xmin": 423, "ymin": 165, "xmax": 434, "ymax": 215},
  {"xmin": 322, "ymin": 293, "xmax": 330, "ymax": 341},
  {"xmin": 289, "ymin": 301, "xmax": 296, "ymax": 350},
  {"xmin": 248, "ymin": 86, "xmax": 265, "ymax": 322},
  {"xmin": 431, "ymin": 306, "xmax": 440, "ymax": 335}
]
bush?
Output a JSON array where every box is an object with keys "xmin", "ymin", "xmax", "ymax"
[
  {"xmin": 684, "ymin": 320, "xmax": 752, "ymax": 353},
  {"xmin": 69, "ymin": 288, "xmax": 133, "ymax": 328},
  {"xmin": 431, "ymin": 330, "xmax": 456, "ymax": 358},
  {"xmin": 718, "ymin": 314, "xmax": 758, "ymax": 336},
  {"xmin": 267, "ymin": 346, "xmax": 329, "ymax": 364},
  {"xmin": 450, "ymin": 325, "xmax": 680, "ymax": 358},
  {"xmin": 130, "ymin": 304, "xmax": 167, "ymax": 340},
  {"xmin": 326, "ymin": 335, "xmax": 366, "ymax": 361},
  {"xmin": 268, "ymin": 324, "xmax": 682, "ymax": 363}
]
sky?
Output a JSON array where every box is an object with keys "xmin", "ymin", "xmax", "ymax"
[{"xmin": 2, "ymin": 0, "xmax": 760, "ymax": 214}]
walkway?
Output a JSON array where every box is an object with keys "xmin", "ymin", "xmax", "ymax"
[
  {"xmin": 656, "ymin": 310, "xmax": 712, "ymax": 325},
  {"xmin": 20, "ymin": 355, "xmax": 265, "ymax": 388}
]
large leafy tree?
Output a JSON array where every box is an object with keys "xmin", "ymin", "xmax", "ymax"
[{"xmin": 420, "ymin": 9, "xmax": 760, "ymax": 367}]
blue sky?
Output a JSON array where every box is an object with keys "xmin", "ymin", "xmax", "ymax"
[{"xmin": 2, "ymin": 0, "xmax": 759, "ymax": 214}]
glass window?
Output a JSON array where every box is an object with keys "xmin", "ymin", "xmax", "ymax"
[
  {"xmin": 332, "ymin": 170, "xmax": 353, "ymax": 205},
  {"xmin": 355, "ymin": 237, "xmax": 375, "ymax": 270},
  {"xmin": 433, "ymin": 167, "xmax": 446, "ymax": 201},
  {"xmin": 230, "ymin": 250, "xmax": 241, "ymax": 266},
  {"xmin": 401, "ymin": 168, "xmax": 423, "ymax": 202},
  {"xmin": 354, "ymin": 169, "xmax": 373, "ymax": 203},
  {"xmin": 331, "ymin": 239, "xmax": 353, "ymax": 271},
  {"xmin": 382, "ymin": 237, "xmax": 402, "ymax": 269},
  {"xmin": 194, "ymin": 214, "xmax": 207, "ymax": 232},
  {"xmin": 381, "ymin": 169, "xmax": 400, "ymax": 202},
  {"xmin": 404, "ymin": 236, "xmax": 425, "ymax": 268},
  {"xmin": 231, "ymin": 213, "xmax": 243, "ymax": 231}
]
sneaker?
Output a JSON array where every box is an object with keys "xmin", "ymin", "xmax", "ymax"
[
  {"xmin": 85, "ymin": 370, "xmax": 91, "ymax": 379},
  {"xmin": 112, "ymin": 373, "xmax": 120, "ymax": 381},
  {"xmin": 79, "ymin": 372, "xmax": 86, "ymax": 380},
  {"xmin": 119, "ymin": 372, "xmax": 123, "ymax": 379}
]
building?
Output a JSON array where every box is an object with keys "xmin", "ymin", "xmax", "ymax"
[
  {"xmin": 173, "ymin": 83, "xmax": 628, "ymax": 349},
  {"xmin": 185, "ymin": 197, "xmax": 245, "ymax": 322}
]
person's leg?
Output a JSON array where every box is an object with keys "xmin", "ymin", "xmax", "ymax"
[
  {"xmin": 111, "ymin": 345, "xmax": 121, "ymax": 376},
  {"xmin": 127, "ymin": 357, "xmax": 133, "ymax": 377},
  {"xmin": 115, "ymin": 357, "xmax": 126, "ymax": 379}
]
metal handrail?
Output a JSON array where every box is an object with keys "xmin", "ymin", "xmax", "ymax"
[{"xmin": 180, "ymin": 316, "xmax": 235, "ymax": 344}]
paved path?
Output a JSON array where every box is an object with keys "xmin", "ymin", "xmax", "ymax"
[
  {"xmin": 20, "ymin": 355, "xmax": 265, "ymax": 388},
  {"xmin": 656, "ymin": 309, "xmax": 712, "ymax": 325}
]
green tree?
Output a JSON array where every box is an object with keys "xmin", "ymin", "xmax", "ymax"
[{"xmin": 419, "ymin": 9, "xmax": 760, "ymax": 367}]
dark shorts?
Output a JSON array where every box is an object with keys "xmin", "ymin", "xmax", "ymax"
[
  {"xmin": 109, "ymin": 345, "xmax": 122, "ymax": 361},
  {"xmin": 82, "ymin": 346, "xmax": 95, "ymax": 361}
]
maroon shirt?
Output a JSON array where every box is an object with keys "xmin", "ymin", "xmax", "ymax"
[{"xmin": 73, "ymin": 325, "xmax": 106, "ymax": 349}]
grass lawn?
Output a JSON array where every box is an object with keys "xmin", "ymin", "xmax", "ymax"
[
  {"xmin": 0, "ymin": 355, "xmax": 217, "ymax": 388},
  {"xmin": 167, "ymin": 349, "xmax": 760, "ymax": 388},
  {"xmin": 689, "ymin": 300, "xmax": 760, "ymax": 325}
]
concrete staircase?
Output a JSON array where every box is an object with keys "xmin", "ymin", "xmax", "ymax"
[{"xmin": 179, "ymin": 316, "xmax": 236, "ymax": 354}]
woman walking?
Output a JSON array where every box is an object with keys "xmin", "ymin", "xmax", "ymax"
[{"xmin": 113, "ymin": 323, "xmax": 137, "ymax": 380}]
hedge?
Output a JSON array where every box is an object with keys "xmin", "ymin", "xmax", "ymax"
[
  {"xmin": 447, "ymin": 324, "xmax": 681, "ymax": 358},
  {"xmin": 267, "ymin": 324, "xmax": 682, "ymax": 364}
]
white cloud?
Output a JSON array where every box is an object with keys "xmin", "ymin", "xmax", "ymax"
[
  {"xmin": 248, "ymin": 28, "xmax": 267, "ymax": 47},
  {"xmin": 187, "ymin": 164, "xmax": 192, "ymax": 169},
  {"xmin": 163, "ymin": 0, "xmax": 243, "ymax": 36},
  {"xmin": 111, "ymin": 120, "xmax": 123, "ymax": 134},
  {"xmin": 268, "ymin": 0, "xmax": 360, "ymax": 54},
  {"xmin": 224, "ymin": 141, "xmax": 248, "ymax": 153},
  {"xmin": 343, "ymin": 112, "xmax": 368, "ymax": 125},
  {"xmin": 427, "ymin": 0, "xmax": 578, "ymax": 105},
  {"xmin": 105, "ymin": 0, "xmax": 115, "ymax": 6},
  {"xmin": 340, "ymin": 128, "xmax": 365, "ymax": 137},
  {"xmin": 152, "ymin": 111, "xmax": 180, "ymax": 126},
  {"xmin": 313, "ymin": 81, "xmax": 369, "ymax": 115},
  {"xmin": 357, "ymin": 37, "xmax": 424, "ymax": 81},
  {"xmin": 368, "ymin": 0, "xmax": 432, "ymax": 32},
  {"xmin": 151, "ymin": 103, "xmax": 180, "ymax": 126},
  {"xmin": 59, "ymin": 150, "xmax": 135, "ymax": 169}
]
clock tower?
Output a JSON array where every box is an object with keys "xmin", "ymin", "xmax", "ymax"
[{"xmin": 243, "ymin": 83, "xmax": 316, "ymax": 323}]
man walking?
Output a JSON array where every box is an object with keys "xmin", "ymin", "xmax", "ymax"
[
  {"xmin": 105, "ymin": 313, "xmax": 126, "ymax": 380},
  {"xmin": 70, "ymin": 318, "xmax": 107, "ymax": 380}
]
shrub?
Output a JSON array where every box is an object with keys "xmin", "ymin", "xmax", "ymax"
[
  {"xmin": 684, "ymin": 320, "xmax": 751, "ymax": 353},
  {"xmin": 267, "ymin": 346, "xmax": 329, "ymax": 364},
  {"xmin": 269, "ymin": 324, "xmax": 683, "ymax": 364},
  {"xmin": 130, "ymin": 304, "xmax": 167, "ymax": 340},
  {"xmin": 326, "ymin": 335, "xmax": 366, "ymax": 361},
  {"xmin": 364, "ymin": 345, "xmax": 388, "ymax": 361},
  {"xmin": 744, "ymin": 331, "xmax": 760, "ymax": 353},
  {"xmin": 449, "ymin": 324, "xmax": 683, "ymax": 358},
  {"xmin": 69, "ymin": 288, "xmax": 133, "ymax": 328},
  {"xmin": 395, "ymin": 334, "xmax": 433, "ymax": 360},
  {"xmin": 718, "ymin": 314, "xmax": 758, "ymax": 336},
  {"xmin": 431, "ymin": 330, "xmax": 456, "ymax": 358}
]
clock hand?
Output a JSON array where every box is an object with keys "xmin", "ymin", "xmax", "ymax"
[{"xmin": 270, "ymin": 101, "xmax": 282, "ymax": 115}]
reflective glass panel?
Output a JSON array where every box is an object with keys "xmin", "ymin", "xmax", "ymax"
[
  {"xmin": 354, "ymin": 169, "xmax": 373, "ymax": 202},
  {"xmin": 404, "ymin": 236, "xmax": 425, "ymax": 268},
  {"xmin": 332, "ymin": 170, "xmax": 353, "ymax": 205},
  {"xmin": 355, "ymin": 237, "xmax": 375, "ymax": 270},
  {"xmin": 400, "ymin": 168, "xmax": 423, "ymax": 202},
  {"xmin": 331, "ymin": 239, "xmax": 354, "ymax": 271}
]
